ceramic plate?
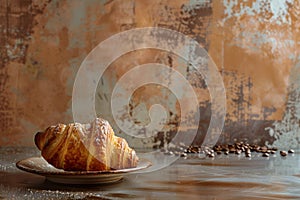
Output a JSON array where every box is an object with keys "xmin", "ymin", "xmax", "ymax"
[{"xmin": 16, "ymin": 157, "xmax": 151, "ymax": 184}]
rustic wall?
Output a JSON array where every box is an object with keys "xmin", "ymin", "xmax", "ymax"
[{"xmin": 0, "ymin": 0, "xmax": 299, "ymax": 148}]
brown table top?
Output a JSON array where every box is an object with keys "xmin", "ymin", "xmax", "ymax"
[{"xmin": 1, "ymin": 147, "xmax": 300, "ymax": 200}]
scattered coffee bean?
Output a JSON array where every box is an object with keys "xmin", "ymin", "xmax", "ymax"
[
  {"xmin": 280, "ymin": 151, "xmax": 287, "ymax": 156},
  {"xmin": 229, "ymin": 148, "xmax": 236, "ymax": 153},
  {"xmin": 235, "ymin": 149, "xmax": 242, "ymax": 155},
  {"xmin": 272, "ymin": 147, "xmax": 278, "ymax": 151},
  {"xmin": 166, "ymin": 143, "xmax": 293, "ymax": 160},
  {"xmin": 270, "ymin": 150, "xmax": 276, "ymax": 154},
  {"xmin": 288, "ymin": 149, "xmax": 295, "ymax": 154},
  {"xmin": 213, "ymin": 145, "xmax": 222, "ymax": 152},
  {"xmin": 262, "ymin": 153, "xmax": 269, "ymax": 157},
  {"xmin": 207, "ymin": 153, "xmax": 215, "ymax": 158},
  {"xmin": 180, "ymin": 153, "xmax": 187, "ymax": 157},
  {"xmin": 260, "ymin": 146, "xmax": 268, "ymax": 153},
  {"xmin": 192, "ymin": 147, "xmax": 200, "ymax": 153}
]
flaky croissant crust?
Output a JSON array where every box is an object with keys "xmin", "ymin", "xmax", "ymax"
[{"xmin": 35, "ymin": 118, "xmax": 138, "ymax": 171}]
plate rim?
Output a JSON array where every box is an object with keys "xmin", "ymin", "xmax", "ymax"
[{"xmin": 16, "ymin": 156, "xmax": 152, "ymax": 176}]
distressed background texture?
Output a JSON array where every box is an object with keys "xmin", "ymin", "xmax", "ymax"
[{"xmin": 0, "ymin": 0, "xmax": 299, "ymax": 148}]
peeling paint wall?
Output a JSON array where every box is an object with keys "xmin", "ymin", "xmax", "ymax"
[{"xmin": 0, "ymin": 0, "xmax": 299, "ymax": 148}]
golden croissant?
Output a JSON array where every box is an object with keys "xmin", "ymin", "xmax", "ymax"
[{"xmin": 34, "ymin": 118, "xmax": 138, "ymax": 171}]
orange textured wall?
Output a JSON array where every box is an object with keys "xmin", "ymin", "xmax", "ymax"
[{"xmin": 0, "ymin": 0, "xmax": 299, "ymax": 148}]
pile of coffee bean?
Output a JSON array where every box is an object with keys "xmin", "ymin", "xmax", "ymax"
[
  {"xmin": 162, "ymin": 142, "xmax": 295, "ymax": 159},
  {"xmin": 210, "ymin": 142, "xmax": 280, "ymax": 158}
]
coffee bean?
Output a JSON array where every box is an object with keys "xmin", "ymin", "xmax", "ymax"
[
  {"xmin": 245, "ymin": 153, "xmax": 251, "ymax": 158},
  {"xmin": 191, "ymin": 149, "xmax": 198, "ymax": 153},
  {"xmin": 271, "ymin": 150, "xmax": 276, "ymax": 154},
  {"xmin": 235, "ymin": 149, "xmax": 242, "ymax": 155},
  {"xmin": 272, "ymin": 147, "xmax": 278, "ymax": 151},
  {"xmin": 288, "ymin": 149, "xmax": 295, "ymax": 154},
  {"xmin": 270, "ymin": 150, "xmax": 276, "ymax": 154},
  {"xmin": 180, "ymin": 153, "xmax": 187, "ymax": 157},
  {"xmin": 208, "ymin": 153, "xmax": 215, "ymax": 158},
  {"xmin": 229, "ymin": 148, "xmax": 236, "ymax": 153},
  {"xmin": 205, "ymin": 150, "xmax": 211, "ymax": 155},
  {"xmin": 260, "ymin": 146, "xmax": 268, "ymax": 151},
  {"xmin": 213, "ymin": 145, "xmax": 222, "ymax": 151},
  {"xmin": 260, "ymin": 146, "xmax": 268, "ymax": 153},
  {"xmin": 194, "ymin": 147, "xmax": 201, "ymax": 152},
  {"xmin": 224, "ymin": 151, "xmax": 229, "ymax": 155},
  {"xmin": 262, "ymin": 153, "xmax": 269, "ymax": 157},
  {"xmin": 184, "ymin": 149, "xmax": 190, "ymax": 153},
  {"xmin": 280, "ymin": 151, "xmax": 287, "ymax": 156}
]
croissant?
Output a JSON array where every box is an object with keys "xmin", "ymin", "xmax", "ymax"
[{"xmin": 34, "ymin": 118, "xmax": 138, "ymax": 171}]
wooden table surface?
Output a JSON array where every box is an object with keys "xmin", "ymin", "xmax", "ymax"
[{"xmin": 1, "ymin": 147, "xmax": 300, "ymax": 200}]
